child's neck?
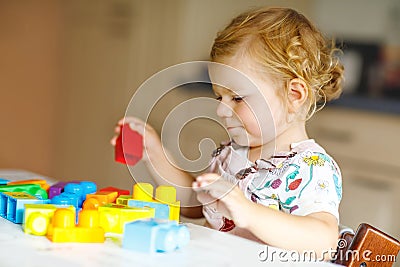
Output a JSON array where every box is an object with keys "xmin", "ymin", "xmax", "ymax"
[{"xmin": 248, "ymin": 123, "xmax": 308, "ymax": 162}]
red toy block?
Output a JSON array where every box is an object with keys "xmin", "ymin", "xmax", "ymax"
[{"xmin": 115, "ymin": 124, "xmax": 143, "ymax": 166}]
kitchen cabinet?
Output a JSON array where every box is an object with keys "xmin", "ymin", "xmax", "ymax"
[{"xmin": 307, "ymin": 107, "xmax": 400, "ymax": 240}]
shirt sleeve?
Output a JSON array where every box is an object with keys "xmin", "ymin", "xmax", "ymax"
[{"xmin": 289, "ymin": 151, "xmax": 342, "ymax": 222}]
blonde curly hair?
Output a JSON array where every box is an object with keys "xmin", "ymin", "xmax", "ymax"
[{"xmin": 210, "ymin": 7, "xmax": 344, "ymax": 119}]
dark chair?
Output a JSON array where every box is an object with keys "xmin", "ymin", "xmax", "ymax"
[{"xmin": 333, "ymin": 223, "xmax": 400, "ymax": 267}]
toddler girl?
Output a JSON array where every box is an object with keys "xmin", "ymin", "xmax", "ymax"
[{"xmin": 112, "ymin": 7, "xmax": 344, "ymax": 259}]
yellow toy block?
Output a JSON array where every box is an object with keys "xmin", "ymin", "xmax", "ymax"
[
  {"xmin": 82, "ymin": 191, "xmax": 119, "ymax": 210},
  {"xmin": 133, "ymin": 183, "xmax": 153, "ymax": 201},
  {"xmin": 47, "ymin": 208, "xmax": 104, "ymax": 243},
  {"xmin": 116, "ymin": 195, "xmax": 130, "ymax": 205},
  {"xmin": 118, "ymin": 183, "xmax": 180, "ymax": 222},
  {"xmin": 154, "ymin": 185, "xmax": 180, "ymax": 222},
  {"xmin": 98, "ymin": 203, "xmax": 155, "ymax": 234},
  {"xmin": 23, "ymin": 204, "xmax": 75, "ymax": 236}
]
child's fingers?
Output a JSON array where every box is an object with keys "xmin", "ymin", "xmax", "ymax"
[
  {"xmin": 117, "ymin": 116, "xmax": 145, "ymax": 126},
  {"xmin": 196, "ymin": 173, "xmax": 220, "ymax": 183},
  {"xmin": 196, "ymin": 191, "xmax": 218, "ymax": 206},
  {"xmin": 208, "ymin": 180, "xmax": 236, "ymax": 199},
  {"xmin": 117, "ymin": 117, "xmax": 152, "ymax": 137},
  {"xmin": 127, "ymin": 121, "xmax": 145, "ymax": 136},
  {"xmin": 115, "ymin": 117, "xmax": 144, "ymax": 135},
  {"xmin": 117, "ymin": 117, "xmax": 134, "ymax": 125},
  {"xmin": 196, "ymin": 191, "xmax": 232, "ymax": 220},
  {"xmin": 192, "ymin": 178, "xmax": 216, "ymax": 192},
  {"xmin": 192, "ymin": 181, "xmax": 202, "ymax": 191},
  {"xmin": 110, "ymin": 136, "xmax": 117, "ymax": 146},
  {"xmin": 193, "ymin": 178, "xmax": 236, "ymax": 200}
]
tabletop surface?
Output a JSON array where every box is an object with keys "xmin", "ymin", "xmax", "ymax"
[{"xmin": 0, "ymin": 169, "xmax": 339, "ymax": 267}]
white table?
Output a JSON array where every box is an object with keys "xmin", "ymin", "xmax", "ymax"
[{"xmin": 0, "ymin": 170, "xmax": 339, "ymax": 267}]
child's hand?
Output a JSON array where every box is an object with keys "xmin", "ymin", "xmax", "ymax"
[
  {"xmin": 192, "ymin": 173, "xmax": 253, "ymax": 228},
  {"xmin": 110, "ymin": 117, "xmax": 164, "ymax": 163}
]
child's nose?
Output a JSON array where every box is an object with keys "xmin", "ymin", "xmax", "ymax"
[{"xmin": 216, "ymin": 101, "xmax": 233, "ymax": 118}]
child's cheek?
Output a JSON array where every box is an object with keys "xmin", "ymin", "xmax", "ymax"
[{"xmin": 236, "ymin": 105, "xmax": 262, "ymax": 137}]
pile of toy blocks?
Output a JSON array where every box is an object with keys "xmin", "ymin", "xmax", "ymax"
[{"xmin": 0, "ymin": 178, "xmax": 190, "ymax": 253}]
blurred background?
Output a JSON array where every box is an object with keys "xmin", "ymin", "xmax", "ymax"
[{"xmin": 1, "ymin": 0, "xmax": 399, "ymax": 243}]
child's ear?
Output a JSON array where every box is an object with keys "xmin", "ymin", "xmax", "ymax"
[{"xmin": 287, "ymin": 78, "xmax": 308, "ymax": 113}]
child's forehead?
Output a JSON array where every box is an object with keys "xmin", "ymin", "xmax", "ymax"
[
  {"xmin": 211, "ymin": 83, "xmax": 264, "ymax": 98},
  {"xmin": 208, "ymin": 62, "xmax": 259, "ymax": 94},
  {"xmin": 211, "ymin": 86, "xmax": 232, "ymax": 96}
]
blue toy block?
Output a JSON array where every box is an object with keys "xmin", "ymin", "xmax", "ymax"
[
  {"xmin": 49, "ymin": 181, "xmax": 72, "ymax": 199},
  {"xmin": 79, "ymin": 181, "xmax": 97, "ymax": 196},
  {"xmin": 51, "ymin": 192, "xmax": 80, "ymax": 210},
  {"xmin": 64, "ymin": 184, "xmax": 85, "ymax": 206},
  {"xmin": 0, "ymin": 178, "xmax": 9, "ymax": 185},
  {"xmin": 127, "ymin": 200, "xmax": 169, "ymax": 220},
  {"xmin": 122, "ymin": 219, "xmax": 190, "ymax": 253},
  {"xmin": 64, "ymin": 181, "xmax": 97, "ymax": 206},
  {"xmin": 0, "ymin": 192, "xmax": 49, "ymax": 223},
  {"xmin": 50, "ymin": 181, "xmax": 97, "ymax": 209},
  {"xmin": 49, "ymin": 181, "xmax": 96, "ymax": 200}
]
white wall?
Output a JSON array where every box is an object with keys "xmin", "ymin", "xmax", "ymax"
[
  {"xmin": 313, "ymin": 0, "xmax": 400, "ymax": 44},
  {"xmin": 178, "ymin": 0, "xmax": 313, "ymax": 61}
]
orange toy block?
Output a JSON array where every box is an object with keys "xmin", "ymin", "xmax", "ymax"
[{"xmin": 82, "ymin": 191, "xmax": 119, "ymax": 210}]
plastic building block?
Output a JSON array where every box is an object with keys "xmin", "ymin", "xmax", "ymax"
[
  {"xmin": 48, "ymin": 181, "xmax": 96, "ymax": 200},
  {"xmin": 122, "ymin": 219, "xmax": 190, "ymax": 253},
  {"xmin": 50, "ymin": 181, "xmax": 97, "ymax": 209},
  {"xmin": 115, "ymin": 124, "xmax": 143, "ymax": 166},
  {"xmin": 133, "ymin": 182, "xmax": 153, "ymax": 201},
  {"xmin": 116, "ymin": 195, "xmax": 131, "ymax": 205},
  {"xmin": 48, "ymin": 181, "xmax": 76, "ymax": 199},
  {"xmin": 154, "ymin": 185, "xmax": 180, "ymax": 222},
  {"xmin": 125, "ymin": 183, "xmax": 180, "ymax": 221},
  {"xmin": 0, "ymin": 178, "xmax": 10, "ymax": 185},
  {"xmin": 51, "ymin": 192, "xmax": 80, "ymax": 210},
  {"xmin": 99, "ymin": 186, "xmax": 130, "ymax": 198},
  {"xmin": 98, "ymin": 203, "xmax": 155, "ymax": 234},
  {"xmin": 23, "ymin": 204, "xmax": 75, "ymax": 235},
  {"xmin": 0, "ymin": 184, "xmax": 48, "ymax": 199},
  {"xmin": 82, "ymin": 191, "xmax": 118, "ymax": 210},
  {"xmin": 47, "ymin": 208, "xmax": 105, "ymax": 243},
  {"xmin": 64, "ymin": 181, "xmax": 97, "ymax": 205},
  {"xmin": 128, "ymin": 198, "xmax": 169, "ymax": 220},
  {"xmin": 8, "ymin": 179, "xmax": 50, "ymax": 191},
  {"xmin": 0, "ymin": 192, "xmax": 49, "ymax": 223}
]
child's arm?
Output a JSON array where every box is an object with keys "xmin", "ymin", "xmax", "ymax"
[
  {"xmin": 111, "ymin": 117, "xmax": 203, "ymax": 218},
  {"xmin": 193, "ymin": 174, "xmax": 338, "ymax": 259}
]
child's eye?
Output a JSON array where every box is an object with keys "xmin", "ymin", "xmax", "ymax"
[{"xmin": 232, "ymin": 96, "xmax": 244, "ymax": 102}]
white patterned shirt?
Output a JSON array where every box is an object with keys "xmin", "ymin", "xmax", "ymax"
[{"xmin": 203, "ymin": 139, "xmax": 342, "ymax": 241}]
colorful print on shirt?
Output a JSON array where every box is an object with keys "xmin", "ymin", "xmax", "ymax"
[{"xmin": 202, "ymin": 139, "xmax": 342, "ymax": 233}]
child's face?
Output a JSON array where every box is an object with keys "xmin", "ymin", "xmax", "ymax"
[{"xmin": 209, "ymin": 57, "xmax": 288, "ymax": 148}]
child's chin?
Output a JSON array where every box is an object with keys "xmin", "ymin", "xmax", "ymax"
[{"xmin": 231, "ymin": 137, "xmax": 250, "ymax": 147}]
